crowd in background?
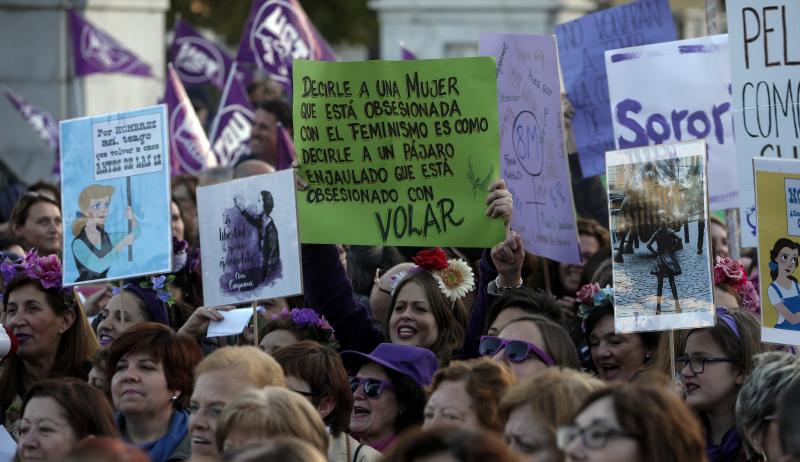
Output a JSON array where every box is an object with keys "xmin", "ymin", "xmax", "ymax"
[{"xmin": 0, "ymin": 76, "xmax": 799, "ymax": 462}]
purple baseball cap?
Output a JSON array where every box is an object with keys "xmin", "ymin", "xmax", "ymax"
[{"xmin": 341, "ymin": 343, "xmax": 439, "ymax": 387}]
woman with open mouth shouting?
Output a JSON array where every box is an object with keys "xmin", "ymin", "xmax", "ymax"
[
  {"xmin": 577, "ymin": 283, "xmax": 662, "ymax": 383},
  {"xmin": 0, "ymin": 250, "xmax": 97, "ymax": 436},
  {"xmin": 677, "ymin": 308, "xmax": 766, "ymax": 462},
  {"xmin": 341, "ymin": 343, "xmax": 437, "ymax": 453}
]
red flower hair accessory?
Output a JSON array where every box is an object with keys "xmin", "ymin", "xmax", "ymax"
[{"xmin": 410, "ymin": 248, "xmax": 474, "ymax": 302}]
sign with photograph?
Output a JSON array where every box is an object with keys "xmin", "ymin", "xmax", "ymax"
[
  {"xmin": 196, "ymin": 169, "xmax": 302, "ymax": 307},
  {"xmin": 754, "ymin": 157, "xmax": 800, "ymax": 346},
  {"xmin": 607, "ymin": 139, "xmax": 715, "ymax": 332},
  {"xmin": 60, "ymin": 105, "xmax": 172, "ymax": 286}
]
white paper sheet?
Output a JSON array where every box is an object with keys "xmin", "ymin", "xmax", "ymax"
[{"xmin": 206, "ymin": 308, "xmax": 254, "ymax": 338}]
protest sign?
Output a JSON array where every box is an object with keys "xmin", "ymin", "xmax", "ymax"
[
  {"xmin": 60, "ymin": 105, "xmax": 172, "ymax": 285},
  {"xmin": 606, "ymin": 34, "xmax": 738, "ymax": 211},
  {"xmin": 754, "ymin": 158, "xmax": 800, "ymax": 346},
  {"xmin": 170, "ymin": 18, "xmax": 236, "ymax": 90},
  {"xmin": 209, "ymin": 64, "xmax": 254, "ymax": 166},
  {"xmin": 728, "ymin": 0, "xmax": 800, "ymax": 247},
  {"xmin": 293, "ymin": 58, "xmax": 504, "ymax": 247},
  {"xmin": 236, "ymin": 0, "xmax": 336, "ymax": 92},
  {"xmin": 555, "ymin": 0, "xmax": 677, "ymax": 178},
  {"xmin": 164, "ymin": 65, "xmax": 216, "ymax": 175},
  {"xmin": 480, "ymin": 33, "xmax": 580, "ymax": 264},
  {"xmin": 197, "ymin": 169, "xmax": 302, "ymax": 307},
  {"xmin": 607, "ymin": 140, "xmax": 714, "ymax": 333},
  {"xmin": 67, "ymin": 9, "xmax": 152, "ymax": 77}
]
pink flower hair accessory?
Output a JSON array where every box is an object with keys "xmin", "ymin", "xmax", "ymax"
[
  {"xmin": 1, "ymin": 249, "xmax": 67, "ymax": 293},
  {"xmin": 714, "ymin": 257, "xmax": 760, "ymax": 314}
]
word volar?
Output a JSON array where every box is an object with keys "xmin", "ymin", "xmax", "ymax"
[{"xmin": 374, "ymin": 199, "xmax": 463, "ymax": 242}]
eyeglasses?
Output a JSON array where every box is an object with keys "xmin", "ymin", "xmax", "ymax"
[
  {"xmin": 349, "ymin": 376, "xmax": 393, "ymax": 398},
  {"xmin": 479, "ymin": 336, "xmax": 556, "ymax": 366},
  {"xmin": 676, "ymin": 355, "xmax": 735, "ymax": 375},
  {"xmin": 556, "ymin": 423, "xmax": 637, "ymax": 450}
]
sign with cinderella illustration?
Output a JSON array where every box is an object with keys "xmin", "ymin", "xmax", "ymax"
[
  {"xmin": 754, "ymin": 157, "xmax": 800, "ymax": 346},
  {"xmin": 196, "ymin": 169, "xmax": 302, "ymax": 307},
  {"xmin": 60, "ymin": 105, "xmax": 172, "ymax": 286}
]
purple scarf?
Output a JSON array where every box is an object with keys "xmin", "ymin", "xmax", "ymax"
[{"xmin": 706, "ymin": 426, "xmax": 742, "ymax": 462}]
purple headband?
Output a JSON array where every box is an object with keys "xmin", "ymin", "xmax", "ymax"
[
  {"xmin": 123, "ymin": 285, "xmax": 170, "ymax": 326},
  {"xmin": 716, "ymin": 307, "xmax": 740, "ymax": 340}
]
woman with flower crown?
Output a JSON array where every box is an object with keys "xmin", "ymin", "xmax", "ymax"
[
  {"xmin": 300, "ymin": 180, "xmax": 513, "ymax": 366},
  {"xmin": 0, "ymin": 250, "xmax": 98, "ymax": 437}
]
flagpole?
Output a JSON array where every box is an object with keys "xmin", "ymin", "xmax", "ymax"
[{"xmin": 208, "ymin": 62, "xmax": 237, "ymax": 143}]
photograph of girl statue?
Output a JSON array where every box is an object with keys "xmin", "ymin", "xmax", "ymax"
[
  {"xmin": 606, "ymin": 141, "xmax": 714, "ymax": 332},
  {"xmin": 234, "ymin": 190, "xmax": 281, "ymax": 284},
  {"xmin": 647, "ymin": 210, "xmax": 682, "ymax": 314},
  {"xmin": 766, "ymin": 238, "xmax": 800, "ymax": 331},
  {"xmin": 71, "ymin": 183, "xmax": 140, "ymax": 282}
]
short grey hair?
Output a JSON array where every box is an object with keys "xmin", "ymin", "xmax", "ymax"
[{"xmin": 735, "ymin": 352, "xmax": 800, "ymax": 450}]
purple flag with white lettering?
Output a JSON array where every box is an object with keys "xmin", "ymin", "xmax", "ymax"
[
  {"xmin": 209, "ymin": 66, "xmax": 255, "ymax": 166},
  {"xmin": 400, "ymin": 43, "xmax": 417, "ymax": 60},
  {"xmin": 164, "ymin": 65, "xmax": 216, "ymax": 175},
  {"xmin": 68, "ymin": 9, "xmax": 153, "ymax": 77},
  {"xmin": 2, "ymin": 87, "xmax": 61, "ymax": 175},
  {"xmin": 275, "ymin": 123, "xmax": 296, "ymax": 171},
  {"xmin": 236, "ymin": 0, "xmax": 336, "ymax": 92},
  {"xmin": 170, "ymin": 19, "xmax": 237, "ymax": 90}
]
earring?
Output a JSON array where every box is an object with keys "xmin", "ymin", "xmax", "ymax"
[
  {"xmin": 170, "ymin": 395, "xmax": 178, "ymax": 402},
  {"xmin": 644, "ymin": 352, "xmax": 652, "ymax": 362}
]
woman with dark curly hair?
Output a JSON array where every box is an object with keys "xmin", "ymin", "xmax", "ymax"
[{"xmin": 342, "ymin": 343, "xmax": 437, "ymax": 453}]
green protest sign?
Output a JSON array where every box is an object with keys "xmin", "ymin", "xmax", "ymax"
[{"xmin": 294, "ymin": 57, "xmax": 504, "ymax": 247}]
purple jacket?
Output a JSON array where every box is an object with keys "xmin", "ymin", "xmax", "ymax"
[
  {"xmin": 302, "ymin": 244, "xmax": 383, "ymax": 353},
  {"xmin": 456, "ymin": 249, "xmax": 497, "ymax": 359}
]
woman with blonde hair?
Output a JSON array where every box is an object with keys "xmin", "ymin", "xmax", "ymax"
[
  {"xmin": 499, "ymin": 368, "xmax": 605, "ymax": 462},
  {"xmin": 71, "ymin": 183, "xmax": 139, "ymax": 282},
  {"xmin": 424, "ymin": 357, "xmax": 514, "ymax": 433},
  {"xmin": 189, "ymin": 346, "xmax": 286, "ymax": 462},
  {"xmin": 215, "ymin": 387, "xmax": 328, "ymax": 455}
]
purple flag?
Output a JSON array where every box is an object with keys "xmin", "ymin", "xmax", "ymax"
[
  {"xmin": 170, "ymin": 19, "xmax": 237, "ymax": 90},
  {"xmin": 236, "ymin": 0, "xmax": 336, "ymax": 91},
  {"xmin": 209, "ymin": 65, "xmax": 255, "ymax": 166},
  {"xmin": 400, "ymin": 43, "xmax": 417, "ymax": 60},
  {"xmin": 275, "ymin": 123, "xmax": 296, "ymax": 171},
  {"xmin": 68, "ymin": 9, "xmax": 153, "ymax": 77},
  {"xmin": 164, "ymin": 65, "xmax": 216, "ymax": 175},
  {"xmin": 2, "ymin": 87, "xmax": 61, "ymax": 175}
]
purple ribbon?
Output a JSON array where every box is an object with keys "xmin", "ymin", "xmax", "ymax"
[{"xmin": 716, "ymin": 307, "xmax": 740, "ymax": 340}]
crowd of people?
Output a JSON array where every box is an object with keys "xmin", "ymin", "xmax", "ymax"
[{"xmin": 1, "ymin": 76, "xmax": 799, "ymax": 462}]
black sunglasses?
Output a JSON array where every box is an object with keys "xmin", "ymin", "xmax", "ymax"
[{"xmin": 349, "ymin": 376, "xmax": 393, "ymax": 398}]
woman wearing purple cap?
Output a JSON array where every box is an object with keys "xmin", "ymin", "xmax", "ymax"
[
  {"xmin": 677, "ymin": 308, "xmax": 766, "ymax": 462},
  {"xmin": 341, "ymin": 343, "xmax": 438, "ymax": 453}
]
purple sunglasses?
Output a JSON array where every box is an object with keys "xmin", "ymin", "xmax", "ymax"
[{"xmin": 479, "ymin": 335, "xmax": 557, "ymax": 366}]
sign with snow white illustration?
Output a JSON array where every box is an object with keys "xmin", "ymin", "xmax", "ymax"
[{"xmin": 196, "ymin": 169, "xmax": 302, "ymax": 307}]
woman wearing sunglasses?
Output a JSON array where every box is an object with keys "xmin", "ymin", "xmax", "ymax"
[
  {"xmin": 678, "ymin": 308, "xmax": 766, "ymax": 462},
  {"xmin": 480, "ymin": 314, "xmax": 580, "ymax": 381},
  {"xmin": 559, "ymin": 383, "xmax": 705, "ymax": 462},
  {"xmin": 341, "ymin": 343, "xmax": 438, "ymax": 453}
]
